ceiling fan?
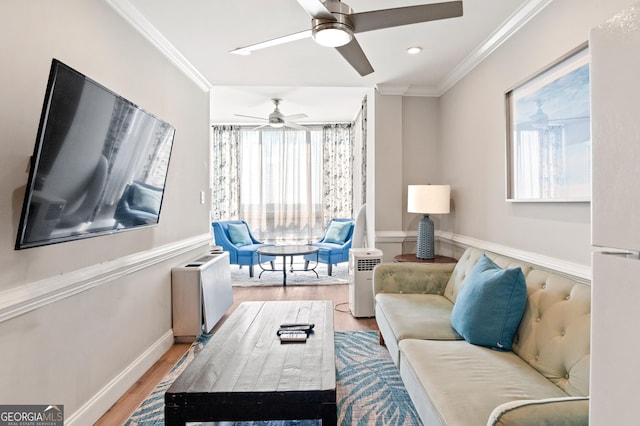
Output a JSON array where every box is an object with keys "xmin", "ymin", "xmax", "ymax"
[
  {"xmin": 235, "ymin": 98, "xmax": 309, "ymax": 130},
  {"xmin": 230, "ymin": 0, "xmax": 463, "ymax": 76}
]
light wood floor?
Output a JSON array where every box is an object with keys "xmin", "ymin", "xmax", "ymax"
[{"xmin": 96, "ymin": 283, "xmax": 378, "ymax": 425}]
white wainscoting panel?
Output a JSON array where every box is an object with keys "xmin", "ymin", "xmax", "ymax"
[
  {"xmin": 0, "ymin": 234, "xmax": 211, "ymax": 323},
  {"xmin": 375, "ymin": 230, "xmax": 591, "ymax": 282}
]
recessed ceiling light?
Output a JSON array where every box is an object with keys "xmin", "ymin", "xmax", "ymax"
[{"xmin": 406, "ymin": 46, "xmax": 423, "ymax": 55}]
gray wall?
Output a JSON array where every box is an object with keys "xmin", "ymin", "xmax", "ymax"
[
  {"xmin": 375, "ymin": 0, "xmax": 637, "ymax": 268},
  {"xmin": 439, "ymin": 0, "xmax": 637, "ymax": 266},
  {"xmin": 373, "ymin": 94, "xmax": 441, "ymax": 260},
  {"xmin": 0, "ymin": 1, "xmax": 211, "ymax": 422}
]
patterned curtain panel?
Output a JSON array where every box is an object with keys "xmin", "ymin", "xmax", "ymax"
[
  {"xmin": 322, "ymin": 123, "xmax": 353, "ymax": 223},
  {"xmin": 352, "ymin": 96, "xmax": 367, "ymax": 207},
  {"xmin": 210, "ymin": 125, "xmax": 240, "ymax": 221},
  {"xmin": 360, "ymin": 96, "xmax": 367, "ymax": 205}
]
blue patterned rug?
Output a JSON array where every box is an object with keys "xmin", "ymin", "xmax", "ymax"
[{"xmin": 125, "ymin": 331, "xmax": 421, "ymax": 425}]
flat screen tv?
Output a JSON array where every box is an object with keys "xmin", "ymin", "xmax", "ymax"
[{"xmin": 15, "ymin": 59, "xmax": 176, "ymax": 250}]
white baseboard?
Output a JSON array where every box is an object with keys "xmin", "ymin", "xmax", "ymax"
[{"xmin": 66, "ymin": 330, "xmax": 175, "ymax": 425}]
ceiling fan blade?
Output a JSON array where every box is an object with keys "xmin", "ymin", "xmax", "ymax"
[
  {"xmin": 335, "ymin": 38, "xmax": 374, "ymax": 76},
  {"xmin": 282, "ymin": 113, "xmax": 308, "ymax": 121},
  {"xmin": 234, "ymin": 114, "xmax": 269, "ymax": 121},
  {"xmin": 230, "ymin": 30, "xmax": 312, "ymax": 55},
  {"xmin": 284, "ymin": 122, "xmax": 309, "ymax": 131},
  {"xmin": 350, "ymin": 1, "xmax": 463, "ymax": 34},
  {"xmin": 295, "ymin": 0, "xmax": 335, "ymax": 19},
  {"xmin": 250, "ymin": 124, "xmax": 270, "ymax": 131}
]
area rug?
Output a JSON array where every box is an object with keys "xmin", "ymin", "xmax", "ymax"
[
  {"xmin": 230, "ymin": 263, "xmax": 349, "ymax": 287},
  {"xmin": 125, "ymin": 331, "xmax": 422, "ymax": 426}
]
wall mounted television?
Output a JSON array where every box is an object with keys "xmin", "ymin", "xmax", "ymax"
[{"xmin": 15, "ymin": 59, "xmax": 176, "ymax": 250}]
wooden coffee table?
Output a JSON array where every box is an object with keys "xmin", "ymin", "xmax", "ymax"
[{"xmin": 165, "ymin": 300, "xmax": 336, "ymax": 425}]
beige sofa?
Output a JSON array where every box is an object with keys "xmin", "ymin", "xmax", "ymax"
[{"xmin": 373, "ymin": 247, "xmax": 590, "ymax": 426}]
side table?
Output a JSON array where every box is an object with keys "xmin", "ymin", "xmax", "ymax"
[{"xmin": 394, "ymin": 254, "xmax": 457, "ymax": 263}]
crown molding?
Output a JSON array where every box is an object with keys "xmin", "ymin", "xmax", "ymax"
[
  {"xmin": 376, "ymin": 84, "xmax": 440, "ymax": 97},
  {"xmin": 375, "ymin": 84, "xmax": 410, "ymax": 96},
  {"xmin": 436, "ymin": 0, "xmax": 553, "ymax": 95},
  {"xmin": 377, "ymin": 0, "xmax": 553, "ymax": 97},
  {"xmin": 105, "ymin": 0, "xmax": 212, "ymax": 92},
  {"xmin": 403, "ymin": 86, "xmax": 441, "ymax": 97},
  {"xmin": 106, "ymin": 0, "xmax": 552, "ymax": 98}
]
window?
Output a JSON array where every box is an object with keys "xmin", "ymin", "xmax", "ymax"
[
  {"xmin": 211, "ymin": 124, "xmax": 354, "ymax": 243},
  {"xmin": 240, "ymin": 128, "xmax": 324, "ymax": 242}
]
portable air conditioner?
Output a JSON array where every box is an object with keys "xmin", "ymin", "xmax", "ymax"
[{"xmin": 348, "ymin": 248, "xmax": 383, "ymax": 318}]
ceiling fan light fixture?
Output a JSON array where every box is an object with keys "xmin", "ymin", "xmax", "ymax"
[
  {"xmin": 312, "ymin": 17, "xmax": 353, "ymax": 47},
  {"xmin": 269, "ymin": 117, "xmax": 285, "ymax": 128}
]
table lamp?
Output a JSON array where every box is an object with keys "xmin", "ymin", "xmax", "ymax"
[{"xmin": 407, "ymin": 185, "xmax": 450, "ymax": 259}]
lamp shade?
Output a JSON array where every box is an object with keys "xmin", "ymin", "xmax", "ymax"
[{"xmin": 407, "ymin": 185, "xmax": 450, "ymax": 214}]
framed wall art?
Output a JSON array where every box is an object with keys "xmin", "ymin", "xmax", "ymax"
[{"xmin": 506, "ymin": 43, "xmax": 591, "ymax": 202}]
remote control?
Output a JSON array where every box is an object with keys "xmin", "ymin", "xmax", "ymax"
[
  {"xmin": 279, "ymin": 332, "xmax": 308, "ymax": 343},
  {"xmin": 277, "ymin": 326, "xmax": 313, "ymax": 335},
  {"xmin": 280, "ymin": 323, "xmax": 315, "ymax": 329},
  {"xmin": 277, "ymin": 329, "xmax": 309, "ymax": 336}
]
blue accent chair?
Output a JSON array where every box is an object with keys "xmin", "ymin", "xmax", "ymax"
[
  {"xmin": 304, "ymin": 218, "xmax": 355, "ymax": 276},
  {"xmin": 212, "ymin": 220, "xmax": 274, "ymax": 277}
]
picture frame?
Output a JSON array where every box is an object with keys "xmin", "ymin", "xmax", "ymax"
[{"xmin": 505, "ymin": 43, "xmax": 591, "ymax": 202}]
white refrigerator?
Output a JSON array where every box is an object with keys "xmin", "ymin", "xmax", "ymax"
[{"xmin": 590, "ymin": 3, "xmax": 640, "ymax": 424}]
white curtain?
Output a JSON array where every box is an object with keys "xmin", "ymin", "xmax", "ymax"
[{"xmin": 240, "ymin": 128, "xmax": 323, "ymax": 243}]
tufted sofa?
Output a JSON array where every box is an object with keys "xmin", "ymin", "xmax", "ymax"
[{"xmin": 373, "ymin": 247, "xmax": 590, "ymax": 426}]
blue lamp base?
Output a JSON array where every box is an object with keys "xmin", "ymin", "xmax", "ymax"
[{"xmin": 416, "ymin": 214, "xmax": 435, "ymax": 259}]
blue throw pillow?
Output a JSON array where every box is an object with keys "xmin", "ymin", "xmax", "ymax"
[
  {"xmin": 228, "ymin": 223, "xmax": 252, "ymax": 247},
  {"xmin": 451, "ymin": 254, "xmax": 527, "ymax": 351},
  {"xmin": 324, "ymin": 221, "xmax": 351, "ymax": 244}
]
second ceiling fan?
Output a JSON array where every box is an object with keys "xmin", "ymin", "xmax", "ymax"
[
  {"xmin": 230, "ymin": 0, "xmax": 463, "ymax": 76},
  {"xmin": 235, "ymin": 98, "xmax": 309, "ymax": 130}
]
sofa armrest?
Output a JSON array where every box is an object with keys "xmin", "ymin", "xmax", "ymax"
[
  {"xmin": 373, "ymin": 262, "xmax": 455, "ymax": 296},
  {"xmin": 488, "ymin": 397, "xmax": 589, "ymax": 426}
]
